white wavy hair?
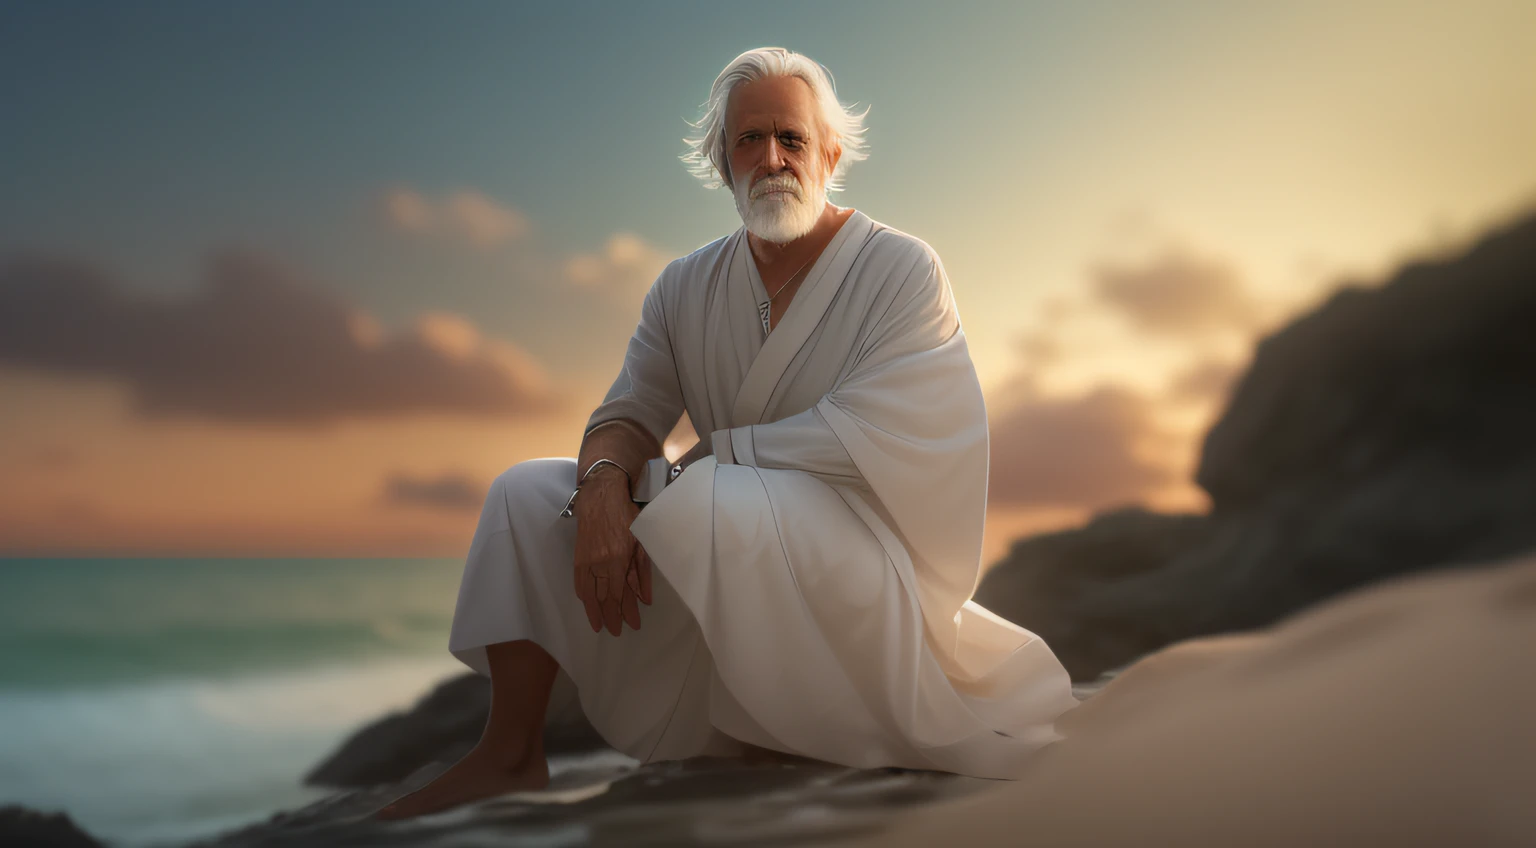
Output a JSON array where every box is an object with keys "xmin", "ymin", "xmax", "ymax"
[{"xmin": 680, "ymin": 47, "xmax": 871, "ymax": 195}]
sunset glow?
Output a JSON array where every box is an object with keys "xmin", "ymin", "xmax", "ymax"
[{"xmin": 3, "ymin": 1, "xmax": 1532, "ymax": 563}]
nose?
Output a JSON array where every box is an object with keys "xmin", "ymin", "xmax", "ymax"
[{"xmin": 763, "ymin": 134, "xmax": 785, "ymax": 172}]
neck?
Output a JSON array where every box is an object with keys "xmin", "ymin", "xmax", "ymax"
[{"xmin": 746, "ymin": 201, "xmax": 850, "ymax": 272}]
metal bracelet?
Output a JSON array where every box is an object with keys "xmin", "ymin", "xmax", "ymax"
[
  {"xmin": 580, "ymin": 457, "xmax": 630, "ymax": 484},
  {"xmin": 559, "ymin": 486, "xmax": 581, "ymax": 518},
  {"xmin": 558, "ymin": 458, "xmax": 630, "ymax": 518}
]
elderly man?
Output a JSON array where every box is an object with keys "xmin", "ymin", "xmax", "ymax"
[{"xmin": 377, "ymin": 47, "xmax": 1078, "ymax": 820}]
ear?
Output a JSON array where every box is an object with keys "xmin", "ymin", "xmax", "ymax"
[
  {"xmin": 717, "ymin": 126, "xmax": 735, "ymax": 189},
  {"xmin": 824, "ymin": 138, "xmax": 843, "ymax": 181}
]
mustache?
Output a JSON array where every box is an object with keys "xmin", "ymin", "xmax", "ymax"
[{"xmin": 750, "ymin": 175, "xmax": 802, "ymax": 199}]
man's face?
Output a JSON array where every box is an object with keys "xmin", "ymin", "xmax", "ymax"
[{"xmin": 724, "ymin": 75, "xmax": 837, "ymax": 244}]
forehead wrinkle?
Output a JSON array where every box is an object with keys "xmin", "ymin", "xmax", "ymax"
[
  {"xmin": 730, "ymin": 115, "xmax": 818, "ymax": 147},
  {"xmin": 726, "ymin": 85, "xmax": 818, "ymax": 139}
]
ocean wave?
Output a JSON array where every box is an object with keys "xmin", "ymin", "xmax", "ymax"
[
  {"xmin": 0, "ymin": 557, "xmax": 464, "ymax": 689},
  {"xmin": 0, "ymin": 653, "xmax": 470, "ymax": 848}
]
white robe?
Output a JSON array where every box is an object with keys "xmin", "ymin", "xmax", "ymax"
[{"xmin": 449, "ymin": 209, "xmax": 1079, "ymax": 778}]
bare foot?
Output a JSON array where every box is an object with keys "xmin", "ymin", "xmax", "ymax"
[{"xmin": 373, "ymin": 741, "xmax": 549, "ymax": 821}]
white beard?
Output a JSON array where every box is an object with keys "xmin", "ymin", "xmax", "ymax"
[{"xmin": 732, "ymin": 170, "xmax": 823, "ymax": 244}]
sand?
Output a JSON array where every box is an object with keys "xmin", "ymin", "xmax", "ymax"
[{"xmin": 854, "ymin": 552, "xmax": 1536, "ymax": 847}]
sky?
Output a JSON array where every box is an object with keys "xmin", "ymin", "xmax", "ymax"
[{"xmin": 2, "ymin": 0, "xmax": 1533, "ymax": 561}]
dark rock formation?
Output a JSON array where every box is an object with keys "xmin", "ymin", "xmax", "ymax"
[
  {"xmin": 973, "ymin": 507, "xmax": 1210, "ymax": 680},
  {"xmin": 200, "ymin": 755, "xmax": 995, "ymax": 848},
  {"xmin": 979, "ymin": 208, "xmax": 1536, "ymax": 680},
  {"xmin": 305, "ymin": 669, "xmax": 608, "ymax": 788},
  {"xmin": 0, "ymin": 805, "xmax": 105, "ymax": 848}
]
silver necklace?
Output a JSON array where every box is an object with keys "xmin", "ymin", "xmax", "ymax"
[{"xmin": 757, "ymin": 253, "xmax": 815, "ymax": 336}]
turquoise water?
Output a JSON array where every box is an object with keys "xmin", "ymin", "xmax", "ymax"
[{"xmin": 0, "ymin": 557, "xmax": 474, "ymax": 847}]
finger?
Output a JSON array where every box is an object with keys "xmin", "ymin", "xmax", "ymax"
[
  {"xmin": 578, "ymin": 579, "xmax": 602, "ymax": 633},
  {"xmin": 595, "ymin": 574, "xmax": 620, "ymax": 635},
  {"xmin": 589, "ymin": 569, "xmax": 613, "ymax": 633},
  {"xmin": 574, "ymin": 566, "xmax": 599, "ymax": 631},
  {"xmin": 626, "ymin": 550, "xmax": 642, "ymax": 598},
  {"xmin": 636, "ymin": 544, "xmax": 654, "ymax": 605},
  {"xmin": 602, "ymin": 593, "xmax": 623, "ymax": 636},
  {"xmin": 621, "ymin": 584, "xmax": 641, "ymax": 631},
  {"xmin": 604, "ymin": 560, "xmax": 629, "ymax": 635}
]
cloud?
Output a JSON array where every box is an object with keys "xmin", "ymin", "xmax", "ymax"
[
  {"xmin": 381, "ymin": 183, "xmax": 677, "ymax": 313},
  {"xmin": 1091, "ymin": 246, "xmax": 1262, "ymax": 337},
  {"xmin": 563, "ymin": 232, "xmax": 672, "ymax": 291},
  {"xmin": 381, "ymin": 188, "xmax": 530, "ymax": 248},
  {"xmin": 1013, "ymin": 328, "xmax": 1064, "ymax": 371},
  {"xmin": 988, "ymin": 383, "xmax": 1178, "ymax": 510},
  {"xmin": 0, "ymin": 250, "xmax": 565, "ymax": 425},
  {"xmin": 21, "ymin": 445, "xmax": 80, "ymax": 472},
  {"xmin": 380, "ymin": 471, "xmax": 486, "ymax": 512},
  {"xmin": 1167, "ymin": 357, "xmax": 1245, "ymax": 404}
]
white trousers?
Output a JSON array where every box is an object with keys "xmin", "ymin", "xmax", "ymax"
[{"xmin": 446, "ymin": 457, "xmax": 749, "ymax": 764}]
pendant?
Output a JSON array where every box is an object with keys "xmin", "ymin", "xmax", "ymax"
[{"xmin": 758, "ymin": 300, "xmax": 772, "ymax": 335}]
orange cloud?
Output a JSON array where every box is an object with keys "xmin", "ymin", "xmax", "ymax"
[
  {"xmin": 1012, "ymin": 328, "xmax": 1064, "ymax": 372},
  {"xmin": 988, "ymin": 383, "xmax": 1179, "ymax": 510},
  {"xmin": 1166, "ymin": 356, "xmax": 1246, "ymax": 405},
  {"xmin": 563, "ymin": 232, "xmax": 672, "ymax": 291},
  {"xmin": 381, "ymin": 471, "xmax": 486, "ymax": 513},
  {"xmin": 0, "ymin": 250, "xmax": 565, "ymax": 425},
  {"xmin": 0, "ymin": 367, "xmax": 590, "ymax": 556},
  {"xmin": 1092, "ymin": 246, "xmax": 1262, "ymax": 337},
  {"xmin": 380, "ymin": 187, "xmax": 530, "ymax": 248}
]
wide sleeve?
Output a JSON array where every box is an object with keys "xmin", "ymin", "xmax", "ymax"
[
  {"xmin": 811, "ymin": 247, "xmax": 989, "ymax": 630},
  {"xmin": 584, "ymin": 272, "xmax": 685, "ymax": 448},
  {"xmin": 709, "ymin": 405, "xmax": 863, "ymax": 489}
]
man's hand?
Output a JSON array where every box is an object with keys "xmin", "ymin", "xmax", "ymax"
[
  {"xmin": 626, "ymin": 542, "xmax": 655, "ymax": 624},
  {"xmin": 572, "ymin": 466, "xmax": 653, "ymax": 636}
]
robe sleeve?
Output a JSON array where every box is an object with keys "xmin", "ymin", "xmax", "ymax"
[
  {"xmin": 584, "ymin": 272, "xmax": 685, "ymax": 448},
  {"xmin": 810, "ymin": 247, "xmax": 989, "ymax": 630},
  {"xmin": 708, "ymin": 405, "xmax": 863, "ymax": 489}
]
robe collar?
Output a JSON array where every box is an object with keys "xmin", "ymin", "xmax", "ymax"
[{"xmin": 724, "ymin": 208, "xmax": 876, "ymax": 427}]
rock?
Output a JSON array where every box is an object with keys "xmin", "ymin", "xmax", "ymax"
[
  {"xmin": 972, "ymin": 507, "xmax": 1210, "ymax": 680},
  {"xmin": 0, "ymin": 805, "xmax": 105, "ymax": 848},
  {"xmin": 1199, "ymin": 211, "xmax": 1536, "ymax": 511},
  {"xmin": 199, "ymin": 754, "xmax": 991, "ymax": 847},
  {"xmin": 979, "ymin": 207, "xmax": 1536, "ymax": 680},
  {"xmin": 305, "ymin": 668, "xmax": 609, "ymax": 788}
]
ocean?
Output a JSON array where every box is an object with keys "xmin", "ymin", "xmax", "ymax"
[{"xmin": 0, "ymin": 557, "xmax": 475, "ymax": 847}]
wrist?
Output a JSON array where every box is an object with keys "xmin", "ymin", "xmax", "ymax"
[
  {"xmin": 586, "ymin": 461, "xmax": 629, "ymax": 486},
  {"xmin": 585, "ymin": 464, "xmax": 634, "ymax": 499},
  {"xmin": 561, "ymin": 461, "xmax": 635, "ymax": 518}
]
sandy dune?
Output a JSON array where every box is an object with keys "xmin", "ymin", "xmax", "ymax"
[{"xmin": 858, "ymin": 552, "xmax": 1536, "ymax": 847}]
